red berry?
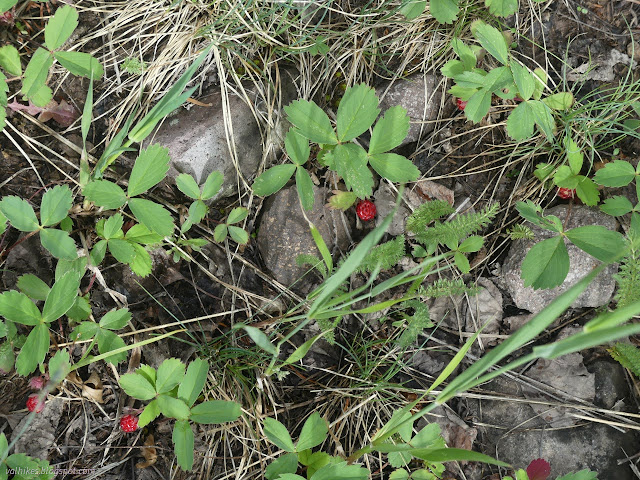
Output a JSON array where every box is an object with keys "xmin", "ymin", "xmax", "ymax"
[
  {"xmin": 120, "ymin": 414, "xmax": 138, "ymax": 433},
  {"xmin": 526, "ymin": 458, "xmax": 551, "ymax": 480},
  {"xmin": 0, "ymin": 11, "xmax": 13, "ymax": 25},
  {"xmin": 26, "ymin": 394, "xmax": 45, "ymax": 413},
  {"xmin": 455, "ymin": 98, "xmax": 467, "ymax": 111},
  {"xmin": 557, "ymin": 187, "xmax": 576, "ymax": 199},
  {"xmin": 356, "ymin": 199, "xmax": 376, "ymax": 221},
  {"xmin": 29, "ymin": 374, "xmax": 48, "ymax": 390}
]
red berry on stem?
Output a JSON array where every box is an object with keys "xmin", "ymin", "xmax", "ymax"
[
  {"xmin": 356, "ymin": 200, "xmax": 376, "ymax": 221},
  {"xmin": 26, "ymin": 394, "xmax": 45, "ymax": 413},
  {"xmin": 120, "ymin": 414, "xmax": 138, "ymax": 433},
  {"xmin": 526, "ymin": 458, "xmax": 551, "ymax": 480},
  {"xmin": 557, "ymin": 187, "xmax": 576, "ymax": 199},
  {"xmin": 456, "ymin": 98, "xmax": 467, "ymax": 111}
]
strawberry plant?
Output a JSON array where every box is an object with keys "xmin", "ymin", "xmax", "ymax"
[
  {"xmin": 399, "ymin": 0, "xmax": 544, "ymax": 24},
  {"xmin": 1, "ymin": 433, "xmax": 54, "ymax": 480},
  {"xmin": 253, "ymin": 84, "xmax": 420, "ymax": 211},
  {"xmin": 118, "ymin": 357, "xmax": 242, "ymax": 471},
  {"xmin": 175, "ymin": 171, "xmax": 224, "ymax": 233},
  {"xmin": 70, "ymin": 308, "xmax": 133, "ymax": 365}
]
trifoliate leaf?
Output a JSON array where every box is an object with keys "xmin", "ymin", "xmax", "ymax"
[
  {"xmin": 471, "ymin": 20, "xmax": 509, "ymax": 65},
  {"xmin": 369, "ymin": 106, "xmax": 410, "ymax": 155},
  {"xmin": 40, "ymin": 185, "xmax": 72, "ymax": 227},
  {"xmin": 176, "ymin": 174, "xmax": 200, "ymax": 199},
  {"xmin": 83, "ymin": 180, "xmax": 127, "ymax": 209},
  {"xmin": 285, "ymin": 128, "xmax": 310, "ymax": 166},
  {"xmin": 336, "ymin": 84, "xmax": 380, "ymax": 142},
  {"xmin": 54, "ymin": 51, "xmax": 103, "ymax": 79},
  {"xmin": 201, "ymin": 170, "xmax": 224, "ymax": 200},
  {"xmin": 0, "ymin": 45, "xmax": 21, "ymax": 76},
  {"xmin": 369, "ymin": 153, "xmax": 420, "ymax": 183},
  {"xmin": 0, "ymin": 196, "xmax": 39, "ymax": 231},
  {"xmin": 252, "ymin": 164, "xmax": 296, "ymax": 196},
  {"xmin": 332, "ymin": 143, "xmax": 373, "ymax": 199},
  {"xmin": 521, "ymin": 236, "xmax": 569, "ymax": 289},
  {"xmin": 40, "ymin": 228, "xmax": 77, "ymax": 260},
  {"xmin": 21, "ymin": 48, "xmax": 54, "ymax": 107},
  {"xmin": 430, "ymin": 0, "xmax": 459, "ymax": 23},
  {"xmin": 128, "ymin": 144, "xmax": 170, "ymax": 197},
  {"xmin": 284, "ymin": 99, "xmax": 338, "ymax": 145},
  {"xmin": 128, "ymin": 198, "xmax": 173, "ymax": 237},
  {"xmin": 44, "ymin": 5, "xmax": 78, "ymax": 50}
]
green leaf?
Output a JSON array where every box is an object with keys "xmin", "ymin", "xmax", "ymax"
[
  {"xmin": 156, "ymin": 358, "xmax": 185, "ymax": 394},
  {"xmin": 451, "ymin": 38, "xmax": 476, "ymax": 70},
  {"xmin": 464, "ymin": 89, "xmax": 492, "ymax": 123},
  {"xmin": 295, "ymin": 167, "xmax": 315, "ymax": 211},
  {"xmin": 40, "ymin": 228, "xmax": 77, "ymax": 260},
  {"xmin": 328, "ymin": 190, "xmax": 357, "ymax": 210},
  {"xmin": 97, "ymin": 329, "xmax": 127, "ymax": 364},
  {"xmin": 310, "ymin": 462, "xmax": 369, "ymax": 480},
  {"xmin": 102, "ymin": 213, "xmax": 124, "ymax": 240},
  {"xmin": 485, "ymin": 0, "xmax": 518, "ymax": 17},
  {"xmin": 178, "ymin": 358, "xmax": 209, "ymax": 406},
  {"xmin": 0, "ymin": 290, "xmax": 41, "ymax": 325},
  {"xmin": 176, "ymin": 174, "xmax": 201, "ymax": 199},
  {"xmin": 593, "ymin": 160, "xmax": 636, "ymax": 187},
  {"xmin": 252, "ymin": 164, "xmax": 296, "ymax": 196},
  {"xmin": 454, "ymin": 251, "xmax": 470, "ymax": 273},
  {"xmin": 129, "ymin": 243, "xmax": 153, "ymax": 277},
  {"xmin": 228, "ymin": 226, "xmax": 249, "ymax": 245},
  {"xmin": 506, "ymin": 101, "xmax": 535, "ymax": 140},
  {"xmin": 0, "ymin": 0, "xmax": 18, "ymax": 14},
  {"xmin": 0, "ymin": 46, "xmax": 21, "ymax": 76},
  {"xmin": 556, "ymin": 470, "xmax": 598, "ymax": 480},
  {"xmin": 90, "ymin": 239, "xmax": 107, "ymax": 266},
  {"xmin": 128, "ymin": 198, "xmax": 174, "ymax": 237},
  {"xmin": 336, "ymin": 84, "xmax": 380, "ymax": 142},
  {"xmin": 227, "ymin": 207, "xmax": 248, "ymax": 224},
  {"xmin": 108, "ymin": 238, "xmax": 136, "ymax": 263},
  {"xmin": 0, "ymin": 211, "xmax": 5, "ymax": 236},
  {"xmin": 542, "ymin": 92, "xmax": 574, "ymax": 111},
  {"xmin": 565, "ymin": 136, "xmax": 583, "ymax": 174},
  {"xmin": 157, "ymin": 394, "xmax": 190, "ymax": 420},
  {"xmin": 136, "ymin": 364, "xmax": 157, "ymax": 387},
  {"xmin": 44, "ymin": 5, "xmax": 78, "ymax": 50},
  {"xmin": 0, "ymin": 196, "xmax": 39, "ymax": 231},
  {"xmin": 369, "ymin": 153, "xmax": 420, "ymax": 183},
  {"xmin": 124, "ymin": 224, "xmax": 164, "ymax": 244},
  {"xmin": 510, "ymin": 62, "xmax": 535, "ymax": 101},
  {"xmin": 600, "ymin": 196, "xmax": 633, "ymax": 216},
  {"xmin": 458, "ymin": 235, "xmax": 484, "ymax": 253},
  {"xmin": 369, "ymin": 106, "xmax": 410, "ymax": 155},
  {"xmin": 17, "ymin": 274, "xmax": 50, "ymax": 301},
  {"xmin": 22, "ymin": 48, "xmax": 53, "ymax": 107},
  {"xmin": 265, "ymin": 452, "xmax": 299, "ymax": 480},
  {"xmin": 214, "ymin": 223, "xmax": 228, "ymax": 242},
  {"xmin": 521, "ymin": 236, "xmax": 569, "ymax": 289},
  {"xmin": 182, "ymin": 200, "xmax": 207, "ymax": 232},
  {"xmin": 190, "ymin": 400, "xmax": 242, "ymax": 424},
  {"xmin": 529, "ymin": 100, "xmax": 555, "ymax": 138},
  {"xmin": 405, "ymin": 448, "xmax": 508, "ymax": 466},
  {"xmin": 83, "ymin": 180, "xmax": 127, "ymax": 209},
  {"xmin": 284, "ymin": 99, "xmax": 338, "ymax": 145},
  {"xmin": 242, "ymin": 325, "xmax": 276, "ymax": 354},
  {"xmin": 15, "ymin": 324, "xmax": 49, "ymax": 376},
  {"xmin": 575, "ymin": 176, "xmax": 600, "ymax": 206},
  {"xmin": 471, "ymin": 21, "xmax": 509, "ymax": 65},
  {"xmin": 399, "ymin": 0, "xmax": 426, "ymax": 20},
  {"xmin": 201, "ymin": 171, "xmax": 224, "ymax": 200},
  {"xmin": 430, "ymin": 0, "xmax": 459, "ymax": 23},
  {"xmin": 54, "ymin": 51, "xmax": 103, "ymax": 79},
  {"xmin": 119, "ymin": 372, "xmax": 156, "ymax": 400},
  {"xmin": 138, "ymin": 399, "xmax": 160, "ymax": 428},
  {"xmin": 42, "ymin": 271, "xmax": 80, "ymax": 323},
  {"xmin": 128, "ymin": 144, "xmax": 170, "ymax": 197},
  {"xmin": 285, "ymin": 128, "xmax": 310, "ymax": 166},
  {"xmin": 296, "ymin": 412, "xmax": 328, "ymax": 452},
  {"xmin": 332, "ymin": 143, "xmax": 373, "ymax": 199},
  {"xmin": 70, "ymin": 321, "xmax": 99, "ymax": 341},
  {"xmin": 565, "ymin": 225, "xmax": 626, "ymax": 262},
  {"xmin": 99, "ymin": 308, "xmax": 131, "ymax": 330},
  {"xmin": 0, "ymin": 341, "xmax": 14, "ymax": 374},
  {"xmin": 441, "ymin": 59, "xmax": 467, "ymax": 78},
  {"xmin": 553, "ymin": 165, "xmax": 579, "ymax": 188},
  {"xmin": 172, "ymin": 420, "xmax": 195, "ymax": 471},
  {"xmin": 263, "ymin": 417, "xmax": 295, "ymax": 452},
  {"xmin": 66, "ymin": 294, "xmax": 91, "ymax": 321},
  {"xmin": 532, "ymin": 68, "xmax": 547, "ymax": 100}
]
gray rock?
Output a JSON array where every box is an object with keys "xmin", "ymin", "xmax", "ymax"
[
  {"xmin": 501, "ymin": 205, "xmax": 618, "ymax": 313},
  {"xmin": 257, "ymin": 185, "xmax": 351, "ymax": 290},
  {"xmin": 376, "ymin": 73, "xmax": 442, "ymax": 145},
  {"xmin": 12, "ymin": 397, "xmax": 64, "ymax": 460},
  {"xmin": 462, "ymin": 278, "xmax": 503, "ymax": 349}
]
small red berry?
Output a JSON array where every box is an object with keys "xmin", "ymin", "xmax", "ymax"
[
  {"xmin": 0, "ymin": 10, "xmax": 14, "ymax": 25},
  {"xmin": 120, "ymin": 414, "xmax": 138, "ymax": 433},
  {"xmin": 526, "ymin": 458, "xmax": 551, "ymax": 480},
  {"xmin": 455, "ymin": 98, "xmax": 467, "ymax": 111},
  {"xmin": 26, "ymin": 394, "xmax": 45, "ymax": 413},
  {"xmin": 557, "ymin": 187, "xmax": 576, "ymax": 199},
  {"xmin": 29, "ymin": 374, "xmax": 48, "ymax": 390},
  {"xmin": 356, "ymin": 199, "xmax": 376, "ymax": 221}
]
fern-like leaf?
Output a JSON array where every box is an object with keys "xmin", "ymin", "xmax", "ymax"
[
  {"xmin": 508, "ymin": 223, "xmax": 534, "ymax": 240},
  {"xmin": 421, "ymin": 278, "xmax": 476, "ymax": 298},
  {"xmin": 395, "ymin": 299, "xmax": 433, "ymax": 348},
  {"xmin": 406, "ymin": 200, "xmax": 455, "ymax": 234},
  {"xmin": 296, "ymin": 254, "xmax": 327, "ymax": 279},
  {"xmin": 356, "ymin": 235, "xmax": 405, "ymax": 274},
  {"xmin": 608, "ymin": 342, "xmax": 640, "ymax": 376},
  {"xmin": 614, "ymin": 237, "xmax": 640, "ymax": 308}
]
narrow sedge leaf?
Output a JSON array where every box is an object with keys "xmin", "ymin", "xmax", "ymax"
[
  {"xmin": 285, "ymin": 128, "xmax": 310, "ymax": 166},
  {"xmin": 15, "ymin": 324, "xmax": 49, "ymax": 376},
  {"xmin": 119, "ymin": 372, "xmax": 156, "ymax": 400},
  {"xmin": 281, "ymin": 334, "xmax": 323, "ymax": 367},
  {"xmin": 336, "ymin": 84, "xmax": 380, "ymax": 142},
  {"xmin": 0, "ymin": 290, "xmax": 41, "ymax": 325},
  {"xmin": 243, "ymin": 325, "xmax": 276, "ymax": 354},
  {"xmin": 0, "ymin": 45, "xmax": 21, "ymax": 76},
  {"xmin": 176, "ymin": 174, "xmax": 200, "ymax": 199},
  {"xmin": 40, "ymin": 228, "xmax": 77, "ymax": 260},
  {"xmin": 252, "ymin": 164, "xmax": 296, "ymax": 196},
  {"xmin": 22, "ymin": 48, "xmax": 53, "ymax": 107},
  {"xmin": 83, "ymin": 180, "xmax": 127, "ymax": 209},
  {"xmin": 310, "ymin": 223, "xmax": 333, "ymax": 273},
  {"xmin": 0, "ymin": 196, "xmax": 39, "ymax": 231},
  {"xmin": 226, "ymin": 207, "xmax": 248, "ymax": 225},
  {"xmin": 430, "ymin": 0, "xmax": 459, "ymax": 23},
  {"xmin": 565, "ymin": 225, "xmax": 626, "ymax": 262},
  {"xmin": 178, "ymin": 358, "xmax": 209, "ymax": 407},
  {"xmin": 369, "ymin": 153, "xmax": 420, "ymax": 183},
  {"xmin": 17, "ymin": 274, "xmax": 50, "ymax": 301},
  {"xmin": 471, "ymin": 21, "xmax": 509, "ymax": 65},
  {"xmin": 296, "ymin": 167, "xmax": 315, "ymax": 211},
  {"xmin": 81, "ymin": 74, "xmax": 93, "ymax": 153},
  {"xmin": 42, "ymin": 271, "xmax": 80, "ymax": 323},
  {"xmin": 593, "ymin": 160, "xmax": 636, "ymax": 187},
  {"xmin": 128, "ymin": 198, "xmax": 174, "ymax": 237},
  {"xmin": 40, "ymin": 185, "xmax": 72, "ymax": 227},
  {"xmin": 157, "ymin": 394, "xmax": 190, "ymax": 420},
  {"xmin": 99, "ymin": 308, "xmax": 131, "ymax": 330},
  {"xmin": 369, "ymin": 106, "xmax": 410, "ymax": 155},
  {"xmin": 228, "ymin": 226, "xmax": 249, "ymax": 245},
  {"xmin": 156, "ymin": 357, "xmax": 186, "ymax": 394},
  {"xmin": 521, "ymin": 236, "xmax": 569, "ymax": 289},
  {"xmin": 263, "ymin": 417, "xmax": 296, "ymax": 452},
  {"xmin": 94, "ymin": 110, "xmax": 137, "ymax": 177},
  {"xmin": 284, "ymin": 99, "xmax": 337, "ymax": 145},
  {"xmin": 128, "ymin": 144, "xmax": 170, "ymax": 197},
  {"xmin": 44, "ymin": 5, "xmax": 78, "ymax": 50},
  {"xmin": 190, "ymin": 400, "xmax": 242, "ymax": 424},
  {"xmin": 200, "ymin": 170, "xmax": 224, "ymax": 200},
  {"xmin": 296, "ymin": 412, "xmax": 328, "ymax": 452},
  {"xmin": 172, "ymin": 420, "xmax": 194, "ymax": 471},
  {"xmin": 54, "ymin": 51, "xmax": 103, "ymax": 79}
]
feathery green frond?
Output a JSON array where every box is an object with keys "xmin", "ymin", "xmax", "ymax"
[
  {"xmin": 421, "ymin": 278, "xmax": 476, "ymax": 298},
  {"xmin": 609, "ymin": 342, "xmax": 640, "ymax": 376},
  {"xmin": 406, "ymin": 200, "xmax": 455, "ymax": 234},
  {"xmin": 356, "ymin": 236, "xmax": 406, "ymax": 274}
]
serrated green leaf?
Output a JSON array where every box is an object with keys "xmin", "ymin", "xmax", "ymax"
[
  {"xmin": 172, "ymin": 420, "xmax": 194, "ymax": 471},
  {"xmin": 284, "ymin": 99, "xmax": 338, "ymax": 145},
  {"xmin": 464, "ymin": 89, "xmax": 492, "ymax": 123},
  {"xmin": 108, "ymin": 238, "xmax": 136, "ymax": 263},
  {"xmin": 181, "ymin": 200, "xmax": 207, "ymax": 233},
  {"xmin": 471, "ymin": 21, "xmax": 509, "ymax": 65},
  {"xmin": 296, "ymin": 167, "xmax": 315, "ymax": 211},
  {"xmin": 129, "ymin": 243, "xmax": 152, "ymax": 277},
  {"xmin": 201, "ymin": 170, "xmax": 224, "ymax": 200},
  {"xmin": 506, "ymin": 101, "xmax": 535, "ymax": 140},
  {"xmin": 66, "ymin": 294, "xmax": 91, "ymax": 321},
  {"xmin": 99, "ymin": 308, "xmax": 130, "ymax": 330},
  {"xmin": 128, "ymin": 198, "xmax": 173, "ymax": 237},
  {"xmin": 0, "ymin": 341, "xmax": 14, "ymax": 374},
  {"xmin": 441, "ymin": 59, "xmax": 467, "ymax": 78},
  {"xmin": 156, "ymin": 357, "xmax": 185, "ymax": 394},
  {"xmin": 253, "ymin": 164, "xmax": 296, "ymax": 196},
  {"xmin": 600, "ymin": 196, "xmax": 633, "ymax": 216},
  {"xmin": 0, "ymin": 0, "xmax": 18, "ymax": 14},
  {"xmin": 157, "ymin": 394, "xmax": 190, "ymax": 420},
  {"xmin": 42, "ymin": 271, "xmax": 80, "ymax": 323},
  {"xmin": 97, "ymin": 329, "xmax": 127, "ymax": 364},
  {"xmin": 176, "ymin": 174, "xmax": 200, "ymax": 199},
  {"xmin": 399, "ymin": 0, "xmax": 426, "ymax": 20},
  {"xmin": 285, "ymin": 128, "xmax": 310, "ymax": 166},
  {"xmin": 328, "ymin": 191, "xmax": 357, "ymax": 210},
  {"xmin": 190, "ymin": 400, "xmax": 242, "ymax": 424},
  {"xmin": 0, "ymin": 290, "xmax": 41, "ymax": 325},
  {"xmin": 40, "ymin": 185, "xmax": 72, "ymax": 227},
  {"xmin": 593, "ymin": 160, "xmax": 636, "ymax": 187},
  {"xmin": 296, "ymin": 412, "xmax": 328, "ymax": 452},
  {"xmin": 22, "ymin": 48, "xmax": 53, "ymax": 107},
  {"xmin": 454, "ymin": 251, "xmax": 470, "ymax": 273},
  {"xmin": 124, "ymin": 224, "xmax": 163, "ymax": 244},
  {"xmin": 228, "ymin": 225, "xmax": 249, "ymax": 245},
  {"xmin": 265, "ymin": 452, "xmax": 299, "ymax": 480},
  {"xmin": 521, "ymin": 236, "xmax": 569, "ymax": 289},
  {"xmin": 0, "ymin": 196, "xmax": 39, "ymax": 231},
  {"xmin": 0, "ymin": 45, "xmax": 21, "ymax": 76},
  {"xmin": 542, "ymin": 92, "xmax": 574, "ymax": 111},
  {"xmin": 44, "ymin": 5, "xmax": 78, "ymax": 50},
  {"xmin": 575, "ymin": 176, "xmax": 599, "ymax": 206},
  {"xmin": 263, "ymin": 417, "xmax": 295, "ymax": 452},
  {"xmin": 368, "ymin": 153, "xmax": 420, "ymax": 183},
  {"xmin": 336, "ymin": 84, "xmax": 380, "ymax": 142},
  {"xmin": 138, "ymin": 399, "xmax": 160, "ymax": 428},
  {"xmin": 510, "ymin": 62, "xmax": 535, "ymax": 101},
  {"xmin": 70, "ymin": 321, "xmax": 99, "ymax": 341},
  {"xmin": 227, "ymin": 207, "xmax": 248, "ymax": 224},
  {"xmin": 90, "ymin": 239, "xmax": 107, "ymax": 266},
  {"xmin": 309, "ymin": 462, "xmax": 369, "ymax": 480},
  {"xmin": 451, "ymin": 38, "xmax": 476, "ymax": 70},
  {"xmin": 119, "ymin": 372, "xmax": 156, "ymax": 400},
  {"xmin": 15, "ymin": 324, "xmax": 49, "ymax": 376},
  {"xmin": 214, "ymin": 223, "xmax": 228, "ymax": 242},
  {"xmin": 102, "ymin": 213, "xmax": 124, "ymax": 240},
  {"xmin": 332, "ymin": 143, "xmax": 373, "ymax": 199},
  {"xmin": 48, "ymin": 348, "xmax": 70, "ymax": 383},
  {"xmin": 458, "ymin": 235, "xmax": 484, "ymax": 253},
  {"xmin": 128, "ymin": 144, "xmax": 170, "ymax": 197},
  {"xmin": 54, "ymin": 51, "xmax": 103, "ymax": 79},
  {"xmin": 565, "ymin": 225, "xmax": 625, "ymax": 262},
  {"xmin": 29, "ymin": 83, "xmax": 53, "ymax": 108},
  {"xmin": 565, "ymin": 136, "xmax": 583, "ymax": 174},
  {"xmin": 369, "ymin": 106, "xmax": 410, "ymax": 155},
  {"xmin": 178, "ymin": 358, "xmax": 208, "ymax": 407},
  {"xmin": 529, "ymin": 100, "xmax": 555, "ymax": 138},
  {"xmin": 430, "ymin": 0, "xmax": 459, "ymax": 23},
  {"xmin": 553, "ymin": 165, "xmax": 579, "ymax": 188},
  {"xmin": 485, "ymin": 0, "xmax": 518, "ymax": 17},
  {"xmin": 17, "ymin": 274, "xmax": 50, "ymax": 301},
  {"xmin": 83, "ymin": 180, "xmax": 127, "ymax": 209},
  {"xmin": 40, "ymin": 228, "xmax": 77, "ymax": 260},
  {"xmin": 56, "ymin": 256, "xmax": 87, "ymax": 282}
]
